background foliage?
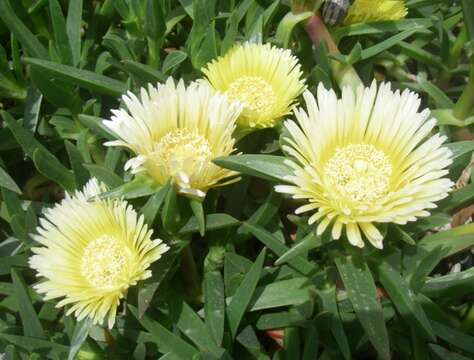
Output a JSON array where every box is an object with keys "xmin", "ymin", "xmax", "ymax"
[{"xmin": 0, "ymin": 0, "xmax": 474, "ymax": 359}]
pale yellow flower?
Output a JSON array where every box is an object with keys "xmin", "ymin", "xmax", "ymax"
[
  {"xmin": 344, "ymin": 0, "xmax": 407, "ymax": 25},
  {"xmin": 104, "ymin": 79, "xmax": 242, "ymax": 199},
  {"xmin": 202, "ymin": 42, "xmax": 306, "ymax": 129},
  {"xmin": 276, "ymin": 82, "xmax": 453, "ymax": 249},
  {"xmin": 29, "ymin": 179, "xmax": 169, "ymax": 328}
]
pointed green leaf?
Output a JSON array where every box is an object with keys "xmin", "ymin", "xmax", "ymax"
[
  {"xmin": 204, "ymin": 270, "xmax": 225, "ymax": 346},
  {"xmin": 12, "ymin": 268, "xmax": 45, "ymax": 339},
  {"xmin": 49, "ymin": 0, "xmax": 74, "ymax": 65},
  {"xmin": 227, "ymin": 248, "xmax": 266, "ymax": 338},
  {"xmin": 376, "ymin": 262, "xmax": 435, "ymax": 341},
  {"xmin": 171, "ymin": 300, "xmax": 225, "ymax": 357},
  {"xmin": 214, "ymin": 155, "xmax": 292, "ymax": 182},
  {"xmin": 179, "ymin": 213, "xmax": 240, "ymax": 234},
  {"xmin": 242, "ymin": 222, "xmax": 314, "ymax": 275},
  {"xmin": 0, "ymin": 0, "xmax": 49, "ymax": 59},
  {"xmin": 335, "ymin": 256, "xmax": 390, "ymax": 360},
  {"xmin": 67, "ymin": 318, "xmax": 93, "ymax": 360},
  {"xmin": 33, "ymin": 148, "xmax": 75, "ymax": 192},
  {"xmin": 190, "ymin": 199, "xmax": 205, "ymax": 236},
  {"xmin": 66, "ymin": 0, "xmax": 83, "ymax": 66},
  {"xmin": 0, "ymin": 163, "xmax": 21, "ymax": 194},
  {"xmin": 23, "ymin": 57, "xmax": 127, "ymax": 96},
  {"xmin": 129, "ymin": 305, "xmax": 199, "ymax": 359}
]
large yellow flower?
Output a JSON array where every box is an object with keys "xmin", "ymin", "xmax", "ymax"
[
  {"xmin": 202, "ymin": 42, "xmax": 306, "ymax": 129},
  {"xmin": 29, "ymin": 179, "xmax": 169, "ymax": 328},
  {"xmin": 104, "ymin": 79, "xmax": 242, "ymax": 199},
  {"xmin": 276, "ymin": 82, "xmax": 453, "ymax": 249},
  {"xmin": 343, "ymin": 0, "xmax": 407, "ymax": 25}
]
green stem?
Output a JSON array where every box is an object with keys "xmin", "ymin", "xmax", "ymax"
[
  {"xmin": 304, "ymin": 14, "xmax": 362, "ymax": 91},
  {"xmin": 180, "ymin": 245, "xmax": 202, "ymax": 302}
]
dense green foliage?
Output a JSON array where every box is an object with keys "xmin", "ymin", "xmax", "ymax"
[{"xmin": 0, "ymin": 0, "xmax": 473, "ymax": 359}]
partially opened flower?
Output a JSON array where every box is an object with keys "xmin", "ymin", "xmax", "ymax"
[
  {"xmin": 29, "ymin": 179, "xmax": 169, "ymax": 328},
  {"xmin": 202, "ymin": 42, "xmax": 306, "ymax": 129},
  {"xmin": 343, "ymin": 0, "xmax": 407, "ymax": 25},
  {"xmin": 104, "ymin": 79, "xmax": 242, "ymax": 199},
  {"xmin": 276, "ymin": 82, "xmax": 453, "ymax": 249}
]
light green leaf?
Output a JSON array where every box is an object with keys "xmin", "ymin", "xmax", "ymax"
[
  {"xmin": 162, "ymin": 50, "xmax": 187, "ymax": 74},
  {"xmin": 67, "ymin": 318, "xmax": 93, "ymax": 360},
  {"xmin": 214, "ymin": 155, "xmax": 292, "ymax": 182}
]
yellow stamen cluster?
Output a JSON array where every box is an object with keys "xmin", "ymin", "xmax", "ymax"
[
  {"xmin": 80, "ymin": 235, "xmax": 128, "ymax": 289},
  {"xmin": 325, "ymin": 144, "xmax": 392, "ymax": 205},
  {"xmin": 344, "ymin": 0, "xmax": 407, "ymax": 25},
  {"xmin": 227, "ymin": 76, "xmax": 277, "ymax": 121},
  {"xmin": 151, "ymin": 129, "xmax": 213, "ymax": 182}
]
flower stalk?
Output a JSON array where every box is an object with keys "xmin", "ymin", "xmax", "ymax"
[{"xmin": 304, "ymin": 14, "xmax": 363, "ymax": 91}]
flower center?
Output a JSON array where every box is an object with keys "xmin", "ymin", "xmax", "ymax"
[
  {"xmin": 325, "ymin": 144, "xmax": 392, "ymax": 204},
  {"xmin": 81, "ymin": 235, "xmax": 128, "ymax": 289},
  {"xmin": 151, "ymin": 129, "xmax": 213, "ymax": 177},
  {"xmin": 227, "ymin": 76, "xmax": 276, "ymax": 116}
]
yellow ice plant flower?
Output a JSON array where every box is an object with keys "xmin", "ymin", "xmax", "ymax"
[
  {"xmin": 343, "ymin": 0, "xmax": 407, "ymax": 25},
  {"xmin": 29, "ymin": 179, "xmax": 169, "ymax": 328},
  {"xmin": 276, "ymin": 82, "xmax": 453, "ymax": 249},
  {"xmin": 202, "ymin": 42, "xmax": 306, "ymax": 129},
  {"xmin": 104, "ymin": 79, "xmax": 242, "ymax": 199}
]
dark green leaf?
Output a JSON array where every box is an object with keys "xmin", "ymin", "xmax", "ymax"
[
  {"xmin": 49, "ymin": 0, "xmax": 74, "ymax": 65},
  {"xmin": 172, "ymin": 301, "xmax": 225, "ymax": 357},
  {"xmin": 0, "ymin": 0, "xmax": 49, "ymax": 59},
  {"xmin": 33, "ymin": 148, "xmax": 75, "ymax": 192},
  {"xmin": 190, "ymin": 199, "xmax": 205, "ymax": 236},
  {"xmin": 179, "ymin": 213, "xmax": 240, "ymax": 234},
  {"xmin": 65, "ymin": 141, "xmax": 89, "ymax": 189},
  {"xmin": 335, "ymin": 256, "xmax": 390, "ymax": 360},
  {"xmin": 0, "ymin": 163, "xmax": 21, "ymax": 194},
  {"xmin": 24, "ymin": 57, "xmax": 127, "ymax": 96},
  {"xmin": 83, "ymin": 164, "xmax": 123, "ymax": 188},
  {"xmin": 12, "ymin": 268, "xmax": 45, "ymax": 339},
  {"xmin": 141, "ymin": 184, "xmax": 170, "ymax": 224},
  {"xmin": 227, "ymin": 248, "xmax": 266, "ymax": 338},
  {"xmin": 129, "ymin": 305, "xmax": 200, "ymax": 359},
  {"xmin": 242, "ymin": 222, "xmax": 314, "ymax": 275},
  {"xmin": 66, "ymin": 0, "xmax": 83, "ymax": 66},
  {"xmin": 23, "ymin": 86, "xmax": 42, "ymax": 132},
  {"xmin": 248, "ymin": 277, "xmax": 314, "ymax": 311},
  {"xmin": 204, "ymin": 271, "xmax": 225, "ymax": 346},
  {"xmin": 376, "ymin": 262, "xmax": 435, "ymax": 341}
]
